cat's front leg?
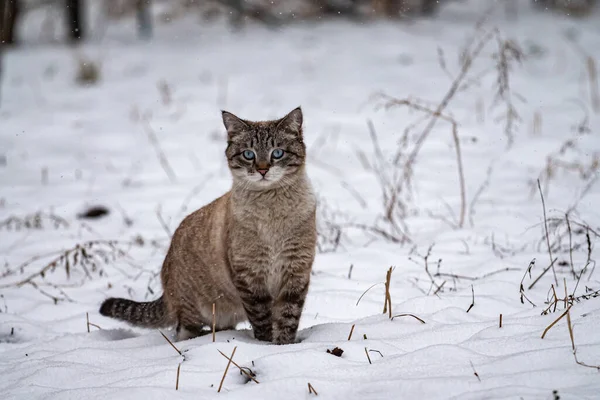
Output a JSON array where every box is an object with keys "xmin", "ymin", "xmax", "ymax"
[
  {"xmin": 231, "ymin": 265, "xmax": 274, "ymax": 342},
  {"xmin": 272, "ymin": 262, "xmax": 312, "ymax": 345}
]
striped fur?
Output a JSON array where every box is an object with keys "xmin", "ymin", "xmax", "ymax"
[
  {"xmin": 98, "ymin": 107, "xmax": 316, "ymax": 344},
  {"xmin": 99, "ymin": 296, "xmax": 171, "ymax": 328}
]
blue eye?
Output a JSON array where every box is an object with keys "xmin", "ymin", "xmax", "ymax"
[
  {"xmin": 242, "ymin": 150, "xmax": 255, "ymax": 160},
  {"xmin": 272, "ymin": 149, "xmax": 284, "ymax": 159}
]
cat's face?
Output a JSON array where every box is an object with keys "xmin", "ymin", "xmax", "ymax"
[{"xmin": 223, "ymin": 107, "xmax": 306, "ymax": 189}]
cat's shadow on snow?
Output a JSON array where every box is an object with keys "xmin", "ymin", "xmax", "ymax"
[{"xmin": 91, "ymin": 328, "xmax": 139, "ymax": 341}]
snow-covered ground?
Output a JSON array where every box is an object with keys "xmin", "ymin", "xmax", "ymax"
[{"xmin": 1, "ymin": 1, "xmax": 600, "ymax": 399}]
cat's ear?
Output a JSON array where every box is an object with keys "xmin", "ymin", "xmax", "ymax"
[
  {"xmin": 277, "ymin": 107, "xmax": 303, "ymax": 137},
  {"xmin": 222, "ymin": 111, "xmax": 248, "ymax": 138}
]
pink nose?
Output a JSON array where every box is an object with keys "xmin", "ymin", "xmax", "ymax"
[{"xmin": 257, "ymin": 169, "xmax": 269, "ymax": 176}]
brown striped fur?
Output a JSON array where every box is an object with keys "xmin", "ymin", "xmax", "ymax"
[{"xmin": 99, "ymin": 107, "xmax": 317, "ymax": 344}]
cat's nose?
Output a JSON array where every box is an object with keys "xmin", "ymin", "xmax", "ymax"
[{"xmin": 257, "ymin": 169, "xmax": 269, "ymax": 176}]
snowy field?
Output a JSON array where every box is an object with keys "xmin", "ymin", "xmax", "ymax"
[{"xmin": 1, "ymin": 1, "xmax": 600, "ymax": 399}]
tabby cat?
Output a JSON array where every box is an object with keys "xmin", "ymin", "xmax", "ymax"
[{"xmin": 100, "ymin": 107, "xmax": 317, "ymax": 344}]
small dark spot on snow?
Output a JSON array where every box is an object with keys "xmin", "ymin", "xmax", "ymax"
[
  {"xmin": 25, "ymin": 354, "xmax": 28, "ymax": 357},
  {"xmin": 326, "ymin": 347, "xmax": 344, "ymax": 357},
  {"xmin": 77, "ymin": 206, "xmax": 110, "ymax": 220}
]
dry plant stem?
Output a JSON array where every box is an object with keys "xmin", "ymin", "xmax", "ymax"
[
  {"xmin": 307, "ymin": 382, "xmax": 318, "ymax": 395},
  {"xmin": 588, "ymin": 56, "xmax": 599, "ymax": 113},
  {"xmin": 342, "ymin": 222, "xmax": 410, "ymax": 244},
  {"xmin": 499, "ymin": 314, "xmax": 502, "ymax": 328},
  {"xmin": 391, "ymin": 314, "xmax": 426, "ymax": 324},
  {"xmin": 450, "ymin": 124, "xmax": 466, "ymax": 228},
  {"xmin": 356, "ymin": 282, "xmax": 384, "ymax": 306},
  {"xmin": 218, "ymin": 346, "xmax": 237, "ymax": 393},
  {"xmin": 470, "ymin": 361, "xmax": 481, "ymax": 382},
  {"xmin": 466, "ymin": 285, "xmax": 475, "ymax": 313},
  {"xmin": 364, "ymin": 347, "xmax": 372, "ymax": 364},
  {"xmin": 86, "ymin": 312, "xmax": 101, "ymax": 332},
  {"xmin": 142, "ymin": 117, "xmax": 177, "ymax": 183},
  {"xmin": 564, "ymin": 278, "xmax": 568, "ymax": 309},
  {"xmin": 390, "ymin": 29, "xmax": 495, "ymax": 182},
  {"xmin": 538, "ymin": 179, "xmax": 559, "ymax": 287},
  {"xmin": 383, "ymin": 267, "xmax": 393, "ymax": 318},
  {"xmin": 520, "ymin": 259, "xmax": 536, "ymax": 306},
  {"xmin": 468, "ymin": 165, "xmax": 493, "ymax": 227},
  {"xmin": 436, "ymin": 267, "xmax": 519, "ymax": 281},
  {"xmin": 217, "ymin": 350, "xmax": 259, "ymax": 384},
  {"xmin": 541, "ymin": 306, "xmax": 571, "ymax": 339},
  {"xmin": 565, "ymin": 214, "xmax": 577, "ymax": 279},
  {"xmin": 528, "ymin": 258, "xmax": 558, "ymax": 290},
  {"xmin": 176, "ymin": 363, "xmax": 181, "ymax": 390},
  {"xmin": 212, "ymin": 303, "xmax": 216, "ymax": 343},
  {"xmin": 347, "ymin": 324, "xmax": 356, "ymax": 341},
  {"xmin": 379, "ymin": 98, "xmax": 466, "ymax": 228},
  {"xmin": 159, "ymin": 330, "xmax": 182, "ymax": 356},
  {"xmin": 566, "ymin": 309, "xmax": 600, "ymax": 370},
  {"xmin": 156, "ymin": 205, "xmax": 172, "ymax": 238}
]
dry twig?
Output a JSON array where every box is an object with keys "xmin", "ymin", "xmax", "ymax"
[
  {"xmin": 218, "ymin": 346, "xmax": 237, "ymax": 392},
  {"xmin": 217, "ymin": 349, "xmax": 259, "ymax": 384},
  {"xmin": 391, "ymin": 314, "xmax": 426, "ymax": 324},
  {"xmin": 538, "ymin": 179, "xmax": 559, "ymax": 287},
  {"xmin": 159, "ymin": 330, "xmax": 182, "ymax": 355},
  {"xmin": 347, "ymin": 324, "xmax": 355, "ymax": 341}
]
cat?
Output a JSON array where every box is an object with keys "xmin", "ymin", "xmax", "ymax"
[{"xmin": 99, "ymin": 107, "xmax": 317, "ymax": 344}]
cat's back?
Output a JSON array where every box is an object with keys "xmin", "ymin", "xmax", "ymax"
[{"xmin": 166, "ymin": 191, "xmax": 232, "ymax": 268}]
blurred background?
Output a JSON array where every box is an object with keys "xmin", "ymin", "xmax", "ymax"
[{"xmin": 1, "ymin": 0, "xmax": 599, "ymax": 46}]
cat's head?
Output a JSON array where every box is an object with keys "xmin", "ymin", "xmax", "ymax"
[{"xmin": 222, "ymin": 107, "xmax": 306, "ymax": 189}]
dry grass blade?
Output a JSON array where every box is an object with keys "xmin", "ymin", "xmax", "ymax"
[
  {"xmin": 470, "ymin": 360, "xmax": 481, "ymax": 382},
  {"xmin": 391, "ymin": 314, "xmax": 426, "ymax": 324},
  {"xmin": 308, "ymin": 382, "xmax": 318, "ymax": 395},
  {"xmin": 156, "ymin": 204, "xmax": 172, "ymax": 238},
  {"xmin": 159, "ymin": 330, "xmax": 182, "ymax": 356},
  {"xmin": 566, "ymin": 309, "xmax": 600, "ymax": 370},
  {"xmin": 176, "ymin": 363, "xmax": 181, "ymax": 390},
  {"xmin": 538, "ymin": 179, "xmax": 559, "ymax": 287},
  {"xmin": 383, "ymin": 267, "xmax": 393, "ymax": 318},
  {"xmin": 541, "ymin": 307, "xmax": 571, "ymax": 339},
  {"xmin": 86, "ymin": 312, "xmax": 101, "ymax": 332},
  {"xmin": 528, "ymin": 258, "xmax": 558, "ymax": 291},
  {"xmin": 218, "ymin": 346, "xmax": 237, "ymax": 392},
  {"xmin": 356, "ymin": 282, "xmax": 384, "ymax": 306},
  {"xmin": 347, "ymin": 324, "xmax": 356, "ymax": 341},
  {"xmin": 588, "ymin": 56, "xmax": 599, "ymax": 113},
  {"xmin": 364, "ymin": 347, "xmax": 372, "ymax": 364},
  {"xmin": 466, "ymin": 285, "xmax": 475, "ymax": 313},
  {"xmin": 519, "ymin": 258, "xmax": 537, "ymax": 306},
  {"xmin": 565, "ymin": 213, "xmax": 577, "ymax": 279},
  {"xmin": 499, "ymin": 314, "xmax": 502, "ymax": 328},
  {"xmin": 141, "ymin": 116, "xmax": 177, "ymax": 183},
  {"xmin": 217, "ymin": 349, "xmax": 259, "ymax": 384}
]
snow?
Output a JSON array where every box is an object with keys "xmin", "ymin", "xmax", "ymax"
[{"xmin": 1, "ymin": 1, "xmax": 600, "ymax": 399}]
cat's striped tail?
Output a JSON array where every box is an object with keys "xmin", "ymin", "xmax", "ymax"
[{"xmin": 99, "ymin": 296, "xmax": 172, "ymax": 328}]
